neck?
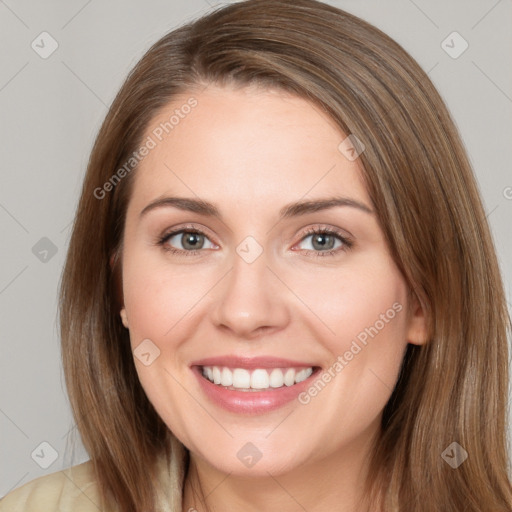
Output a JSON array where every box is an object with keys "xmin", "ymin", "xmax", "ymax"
[{"xmin": 182, "ymin": 421, "xmax": 383, "ymax": 512}]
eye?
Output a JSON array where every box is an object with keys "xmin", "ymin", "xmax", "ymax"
[
  {"xmin": 156, "ymin": 225, "xmax": 353, "ymax": 258},
  {"xmin": 294, "ymin": 227, "xmax": 353, "ymax": 257},
  {"xmin": 158, "ymin": 227, "xmax": 216, "ymax": 256}
]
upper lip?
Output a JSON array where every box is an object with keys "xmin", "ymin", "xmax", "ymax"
[{"xmin": 191, "ymin": 355, "xmax": 318, "ymax": 369}]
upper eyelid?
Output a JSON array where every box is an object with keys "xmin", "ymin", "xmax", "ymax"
[{"xmin": 160, "ymin": 223, "xmax": 216, "ymax": 239}]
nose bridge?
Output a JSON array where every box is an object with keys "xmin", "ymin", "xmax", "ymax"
[{"xmin": 210, "ymin": 238, "xmax": 289, "ymax": 338}]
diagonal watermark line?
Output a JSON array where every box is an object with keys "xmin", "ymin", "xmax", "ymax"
[
  {"xmin": 186, "ymin": 468, "xmax": 232, "ymax": 510},
  {"xmin": 407, "ymin": 0, "xmax": 439, "ymax": 29},
  {"xmin": 61, "ymin": 61, "xmax": 108, "ymax": 107},
  {"xmin": 265, "ymin": 266, "xmax": 336, "ymax": 335},
  {"xmin": 471, "ymin": 0, "xmax": 502, "ymax": 30},
  {"xmin": 0, "ymin": 62, "xmax": 29, "ymax": 92},
  {"xmin": 0, "ymin": 265, "xmax": 28, "ymax": 295},
  {"xmin": 194, "ymin": 471, "xmax": 233, "ymax": 502},
  {"xmin": 60, "ymin": 219, "xmax": 73, "ymax": 233},
  {"xmin": 0, "ymin": 1, "xmax": 29, "ymax": 29},
  {"xmin": 0, "ymin": 408, "xmax": 29, "ymax": 438},
  {"xmin": 486, "ymin": 204, "xmax": 499, "ymax": 219},
  {"xmin": 2, "ymin": 472, "xmax": 29, "ymax": 496},
  {"xmin": 162, "ymin": 367, "xmax": 234, "ymax": 438},
  {"xmin": 62, "ymin": 472, "xmax": 102, "ymax": 511},
  {"xmin": 202, "ymin": 471, "xmax": 232, "ymax": 500},
  {"xmin": 164, "ymin": 267, "xmax": 233, "ymax": 336},
  {"xmin": 163, "ymin": 163, "xmax": 197, "ymax": 196},
  {"xmin": 425, "ymin": 61, "xmax": 439, "ymax": 75},
  {"xmin": 61, "ymin": 422, "xmax": 78, "ymax": 441},
  {"xmin": 266, "ymin": 472, "xmax": 308, "ymax": 511},
  {"xmin": 0, "ymin": 202, "xmax": 29, "ymax": 233},
  {"xmin": 472, "ymin": 61, "xmax": 512, "ymax": 104},
  {"xmin": 265, "ymin": 164, "xmax": 337, "ymax": 236},
  {"xmin": 368, "ymin": 368, "xmax": 393, "ymax": 392},
  {"xmin": 61, "ymin": 0, "xmax": 93, "ymax": 29},
  {"xmin": 265, "ymin": 409, "xmax": 295, "ymax": 438}
]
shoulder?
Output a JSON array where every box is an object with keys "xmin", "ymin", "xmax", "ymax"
[{"xmin": 0, "ymin": 460, "xmax": 105, "ymax": 512}]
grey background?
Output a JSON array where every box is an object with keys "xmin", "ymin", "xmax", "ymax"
[{"xmin": 1, "ymin": 0, "xmax": 511, "ymax": 496}]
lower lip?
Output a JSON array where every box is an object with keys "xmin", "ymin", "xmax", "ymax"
[{"xmin": 192, "ymin": 366, "xmax": 320, "ymax": 415}]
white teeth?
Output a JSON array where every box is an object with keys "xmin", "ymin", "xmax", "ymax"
[
  {"xmin": 269, "ymin": 368, "xmax": 284, "ymax": 388},
  {"xmin": 221, "ymin": 367, "xmax": 233, "ymax": 387},
  {"xmin": 251, "ymin": 369, "xmax": 269, "ymax": 389},
  {"xmin": 284, "ymin": 368, "xmax": 295, "ymax": 386},
  {"xmin": 295, "ymin": 367, "xmax": 313, "ymax": 383},
  {"xmin": 232, "ymin": 368, "xmax": 251, "ymax": 388},
  {"xmin": 201, "ymin": 366, "xmax": 314, "ymax": 390}
]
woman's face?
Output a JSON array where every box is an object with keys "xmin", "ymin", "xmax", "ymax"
[{"xmin": 119, "ymin": 84, "xmax": 426, "ymax": 477}]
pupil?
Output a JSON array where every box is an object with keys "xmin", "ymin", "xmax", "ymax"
[
  {"xmin": 183, "ymin": 233, "xmax": 202, "ymax": 250},
  {"xmin": 313, "ymin": 234, "xmax": 333, "ymax": 250}
]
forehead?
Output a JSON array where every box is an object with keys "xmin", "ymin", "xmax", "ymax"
[{"xmin": 128, "ymin": 85, "xmax": 370, "ymax": 214}]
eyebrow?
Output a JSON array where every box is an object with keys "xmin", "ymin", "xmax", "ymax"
[{"xmin": 139, "ymin": 195, "xmax": 373, "ymax": 221}]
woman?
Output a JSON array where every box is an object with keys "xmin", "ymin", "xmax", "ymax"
[{"xmin": 1, "ymin": 0, "xmax": 510, "ymax": 511}]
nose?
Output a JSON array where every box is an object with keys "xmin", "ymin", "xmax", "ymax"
[{"xmin": 210, "ymin": 247, "xmax": 290, "ymax": 340}]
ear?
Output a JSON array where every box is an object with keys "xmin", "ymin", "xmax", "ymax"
[
  {"xmin": 406, "ymin": 292, "xmax": 428, "ymax": 346},
  {"xmin": 109, "ymin": 249, "xmax": 128, "ymax": 328},
  {"xmin": 120, "ymin": 308, "xmax": 129, "ymax": 328}
]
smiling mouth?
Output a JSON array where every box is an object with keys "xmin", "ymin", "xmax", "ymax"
[{"xmin": 199, "ymin": 365, "xmax": 320, "ymax": 391}]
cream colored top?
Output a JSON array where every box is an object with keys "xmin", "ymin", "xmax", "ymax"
[
  {"xmin": 0, "ymin": 450, "xmax": 184, "ymax": 512},
  {"xmin": 0, "ymin": 461, "xmax": 103, "ymax": 512}
]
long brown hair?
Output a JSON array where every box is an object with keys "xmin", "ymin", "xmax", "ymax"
[{"xmin": 59, "ymin": 0, "xmax": 512, "ymax": 510}]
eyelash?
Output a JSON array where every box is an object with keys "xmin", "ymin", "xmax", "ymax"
[{"xmin": 156, "ymin": 225, "xmax": 354, "ymax": 258}]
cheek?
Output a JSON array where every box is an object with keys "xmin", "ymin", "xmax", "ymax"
[
  {"xmin": 286, "ymin": 254, "xmax": 409, "ymax": 353},
  {"xmin": 288, "ymin": 256, "xmax": 410, "ymax": 424},
  {"xmin": 121, "ymin": 249, "xmax": 210, "ymax": 347},
  {"xmin": 120, "ymin": 250, "xmax": 204, "ymax": 436}
]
